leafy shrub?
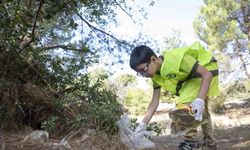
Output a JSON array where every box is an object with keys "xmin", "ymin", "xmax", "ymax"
[
  {"xmin": 41, "ymin": 116, "xmax": 58, "ymax": 132},
  {"xmin": 210, "ymin": 80, "xmax": 250, "ymax": 114},
  {"xmin": 210, "ymin": 94, "xmax": 227, "ymax": 114},
  {"xmin": 42, "ymin": 73, "xmax": 123, "ymax": 136},
  {"xmin": 226, "ymin": 81, "xmax": 248, "ymax": 98}
]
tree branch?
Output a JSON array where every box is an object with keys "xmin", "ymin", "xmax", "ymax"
[
  {"xmin": 31, "ymin": 0, "xmax": 43, "ymax": 38},
  {"xmin": 19, "ymin": 0, "xmax": 43, "ymax": 53},
  {"xmin": 75, "ymin": 11, "xmax": 132, "ymax": 48},
  {"xmin": 40, "ymin": 45, "xmax": 94, "ymax": 54},
  {"xmin": 113, "ymin": 0, "xmax": 136, "ymax": 24}
]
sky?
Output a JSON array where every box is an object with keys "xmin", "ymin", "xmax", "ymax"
[
  {"xmin": 110, "ymin": 0, "xmax": 204, "ymax": 77},
  {"xmin": 113, "ymin": 0, "xmax": 204, "ymax": 45},
  {"xmin": 139, "ymin": 0, "xmax": 203, "ymax": 45}
]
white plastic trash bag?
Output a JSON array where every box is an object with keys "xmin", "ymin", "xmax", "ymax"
[{"xmin": 116, "ymin": 114, "xmax": 156, "ymax": 149}]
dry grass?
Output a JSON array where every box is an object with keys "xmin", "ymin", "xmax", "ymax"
[
  {"xmin": 71, "ymin": 132, "xmax": 127, "ymax": 150},
  {"xmin": 0, "ymin": 130, "xmax": 127, "ymax": 150}
]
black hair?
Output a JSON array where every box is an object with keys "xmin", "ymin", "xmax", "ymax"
[{"xmin": 129, "ymin": 45, "xmax": 157, "ymax": 70}]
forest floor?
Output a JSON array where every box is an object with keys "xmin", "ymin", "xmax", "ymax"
[
  {"xmin": 1, "ymin": 98, "xmax": 250, "ymax": 150},
  {"xmin": 147, "ymin": 97, "xmax": 250, "ymax": 150}
]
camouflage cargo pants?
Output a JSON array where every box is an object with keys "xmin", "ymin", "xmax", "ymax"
[{"xmin": 169, "ymin": 98, "xmax": 216, "ymax": 146}]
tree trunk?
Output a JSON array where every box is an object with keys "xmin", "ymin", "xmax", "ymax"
[
  {"xmin": 235, "ymin": 39, "xmax": 250, "ymax": 79},
  {"xmin": 239, "ymin": 54, "xmax": 250, "ymax": 79}
]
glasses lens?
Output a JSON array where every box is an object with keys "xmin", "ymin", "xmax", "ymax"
[{"xmin": 136, "ymin": 62, "xmax": 149, "ymax": 77}]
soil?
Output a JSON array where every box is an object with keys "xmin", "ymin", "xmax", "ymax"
[{"xmin": 148, "ymin": 98, "xmax": 250, "ymax": 150}]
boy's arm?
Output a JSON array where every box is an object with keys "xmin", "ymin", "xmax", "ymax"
[
  {"xmin": 195, "ymin": 64, "xmax": 213, "ymax": 100},
  {"xmin": 179, "ymin": 54, "xmax": 213, "ymax": 100},
  {"xmin": 142, "ymin": 88, "xmax": 161, "ymax": 125},
  {"xmin": 190, "ymin": 64, "xmax": 213, "ymax": 121}
]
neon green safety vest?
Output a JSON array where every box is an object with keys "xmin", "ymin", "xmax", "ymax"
[{"xmin": 152, "ymin": 42, "xmax": 219, "ymax": 104}]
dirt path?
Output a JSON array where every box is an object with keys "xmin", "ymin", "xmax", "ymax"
[
  {"xmin": 146, "ymin": 99, "xmax": 250, "ymax": 150},
  {"xmin": 149, "ymin": 125, "xmax": 250, "ymax": 150}
]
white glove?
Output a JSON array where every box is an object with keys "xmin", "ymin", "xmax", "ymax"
[{"xmin": 190, "ymin": 98, "xmax": 205, "ymax": 121}]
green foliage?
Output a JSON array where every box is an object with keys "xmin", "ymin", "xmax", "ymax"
[
  {"xmin": 210, "ymin": 80, "xmax": 250, "ymax": 113},
  {"xmin": 109, "ymin": 73, "xmax": 137, "ymax": 101},
  {"xmin": 160, "ymin": 91, "xmax": 178, "ymax": 103},
  {"xmin": 41, "ymin": 74, "xmax": 123, "ymax": 135},
  {"xmin": 243, "ymin": 79, "xmax": 250, "ymax": 91},
  {"xmin": 41, "ymin": 116, "xmax": 58, "ymax": 132},
  {"xmin": 123, "ymin": 88, "xmax": 151, "ymax": 115},
  {"xmin": 115, "ymin": 74, "xmax": 137, "ymax": 87},
  {"xmin": 194, "ymin": 0, "xmax": 250, "ymax": 80},
  {"xmin": 210, "ymin": 94, "xmax": 227, "ymax": 114},
  {"xmin": 146, "ymin": 122, "xmax": 164, "ymax": 136},
  {"xmin": 130, "ymin": 118, "xmax": 139, "ymax": 131},
  {"xmin": 193, "ymin": 0, "xmax": 243, "ymax": 50},
  {"xmin": 0, "ymin": 0, "xmax": 151, "ymax": 135},
  {"xmin": 162, "ymin": 29, "xmax": 187, "ymax": 50},
  {"xmin": 226, "ymin": 81, "xmax": 250, "ymax": 99},
  {"xmin": 0, "ymin": 0, "xmax": 149, "ymax": 96}
]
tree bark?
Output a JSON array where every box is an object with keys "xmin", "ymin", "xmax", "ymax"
[
  {"xmin": 239, "ymin": 54, "xmax": 250, "ymax": 79},
  {"xmin": 235, "ymin": 39, "xmax": 250, "ymax": 79}
]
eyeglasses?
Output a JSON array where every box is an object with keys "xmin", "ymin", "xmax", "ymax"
[{"xmin": 137, "ymin": 62, "xmax": 149, "ymax": 77}]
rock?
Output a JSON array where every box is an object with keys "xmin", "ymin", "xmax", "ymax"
[
  {"xmin": 87, "ymin": 129, "xmax": 96, "ymax": 136},
  {"xmin": 24, "ymin": 130, "xmax": 49, "ymax": 143}
]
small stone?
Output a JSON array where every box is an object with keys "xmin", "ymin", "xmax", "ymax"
[{"xmin": 24, "ymin": 130, "xmax": 49, "ymax": 143}]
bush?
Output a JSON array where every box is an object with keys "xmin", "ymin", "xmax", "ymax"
[
  {"xmin": 210, "ymin": 94, "xmax": 227, "ymax": 114},
  {"xmin": 210, "ymin": 80, "xmax": 250, "ymax": 114},
  {"xmin": 41, "ymin": 74, "xmax": 123, "ymax": 136}
]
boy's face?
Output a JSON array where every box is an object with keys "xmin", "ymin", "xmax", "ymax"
[{"xmin": 135, "ymin": 58, "xmax": 158, "ymax": 78}]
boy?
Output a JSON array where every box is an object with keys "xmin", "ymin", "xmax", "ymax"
[{"xmin": 129, "ymin": 42, "xmax": 219, "ymax": 150}]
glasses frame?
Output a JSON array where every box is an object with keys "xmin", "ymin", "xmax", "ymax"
[{"xmin": 137, "ymin": 62, "xmax": 150, "ymax": 77}]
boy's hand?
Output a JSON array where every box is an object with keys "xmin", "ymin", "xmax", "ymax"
[{"xmin": 190, "ymin": 98, "xmax": 205, "ymax": 121}]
